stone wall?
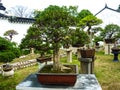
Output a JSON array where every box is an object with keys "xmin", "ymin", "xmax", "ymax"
[{"xmin": 0, "ymin": 59, "xmax": 37, "ymax": 74}]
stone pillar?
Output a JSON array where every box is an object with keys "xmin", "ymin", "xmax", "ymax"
[
  {"xmin": 66, "ymin": 49, "xmax": 72, "ymax": 63},
  {"xmin": 79, "ymin": 58, "xmax": 94, "ymax": 74},
  {"xmin": 31, "ymin": 48, "xmax": 34, "ymax": 54},
  {"xmin": 104, "ymin": 43, "xmax": 114, "ymax": 54},
  {"xmin": 2, "ymin": 69, "xmax": 14, "ymax": 77},
  {"xmin": 77, "ymin": 48, "xmax": 81, "ymax": 59}
]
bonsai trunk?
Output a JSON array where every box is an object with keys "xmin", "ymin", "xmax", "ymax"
[
  {"xmin": 52, "ymin": 47, "xmax": 70, "ymax": 72},
  {"xmin": 87, "ymin": 25, "xmax": 92, "ymax": 48},
  {"xmin": 53, "ymin": 48, "xmax": 62, "ymax": 71}
]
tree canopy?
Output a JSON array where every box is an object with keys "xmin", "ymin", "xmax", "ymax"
[
  {"xmin": 0, "ymin": 37, "xmax": 21, "ymax": 62},
  {"xmin": 20, "ymin": 5, "xmax": 102, "ymax": 71},
  {"xmin": 4, "ymin": 30, "xmax": 18, "ymax": 41},
  {"xmin": 100, "ymin": 24, "xmax": 120, "ymax": 39}
]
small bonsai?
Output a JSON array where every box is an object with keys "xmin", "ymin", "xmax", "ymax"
[{"xmin": 2, "ymin": 63, "xmax": 13, "ymax": 71}]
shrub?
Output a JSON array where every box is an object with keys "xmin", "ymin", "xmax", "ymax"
[
  {"xmin": 21, "ymin": 49, "xmax": 30, "ymax": 55},
  {"xmin": 0, "ymin": 51, "xmax": 16, "ymax": 63},
  {"xmin": 12, "ymin": 48, "xmax": 21, "ymax": 58},
  {"xmin": 0, "ymin": 37, "xmax": 21, "ymax": 62}
]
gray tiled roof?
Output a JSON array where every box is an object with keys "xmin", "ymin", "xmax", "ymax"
[{"xmin": 0, "ymin": 12, "xmax": 35, "ymax": 23}]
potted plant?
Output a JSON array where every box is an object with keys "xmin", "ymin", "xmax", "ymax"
[
  {"xmin": 102, "ymin": 24, "xmax": 120, "ymax": 44},
  {"xmin": 35, "ymin": 44, "xmax": 52, "ymax": 64},
  {"xmin": 104, "ymin": 38, "xmax": 115, "ymax": 44},
  {"xmin": 21, "ymin": 5, "xmax": 78, "ymax": 86},
  {"xmin": 78, "ymin": 14, "xmax": 103, "ymax": 58},
  {"xmin": 2, "ymin": 63, "xmax": 13, "ymax": 71},
  {"xmin": 2, "ymin": 63, "xmax": 14, "ymax": 76},
  {"xmin": 36, "ymin": 64, "xmax": 78, "ymax": 86}
]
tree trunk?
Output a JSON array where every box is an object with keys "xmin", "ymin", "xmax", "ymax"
[
  {"xmin": 53, "ymin": 48, "xmax": 62, "ymax": 71},
  {"xmin": 87, "ymin": 25, "xmax": 92, "ymax": 47}
]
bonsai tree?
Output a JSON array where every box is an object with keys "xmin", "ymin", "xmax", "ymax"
[
  {"xmin": 91, "ymin": 27, "xmax": 104, "ymax": 47},
  {"xmin": 20, "ymin": 5, "xmax": 77, "ymax": 71},
  {"xmin": 78, "ymin": 14, "xmax": 103, "ymax": 48},
  {"xmin": 4, "ymin": 29, "xmax": 18, "ymax": 41},
  {"xmin": 100, "ymin": 24, "xmax": 120, "ymax": 43},
  {"xmin": 77, "ymin": 9, "xmax": 93, "ymax": 22}
]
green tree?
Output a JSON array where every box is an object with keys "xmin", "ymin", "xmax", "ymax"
[
  {"xmin": 20, "ymin": 26, "xmax": 51, "ymax": 56},
  {"xmin": 77, "ymin": 9, "xmax": 93, "ymax": 21},
  {"xmin": 0, "ymin": 37, "xmax": 21, "ymax": 62},
  {"xmin": 77, "ymin": 14, "xmax": 103, "ymax": 47},
  {"xmin": 4, "ymin": 29, "xmax": 18, "ymax": 41},
  {"xmin": 78, "ymin": 15, "xmax": 103, "ymax": 34},
  {"xmin": 71, "ymin": 28, "xmax": 90, "ymax": 46},
  {"xmin": 100, "ymin": 24, "xmax": 120, "ymax": 39},
  {"xmin": 20, "ymin": 5, "xmax": 77, "ymax": 71}
]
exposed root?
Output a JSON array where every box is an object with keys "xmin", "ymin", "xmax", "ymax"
[{"xmin": 60, "ymin": 65, "xmax": 72, "ymax": 72}]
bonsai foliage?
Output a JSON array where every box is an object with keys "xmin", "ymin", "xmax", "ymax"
[
  {"xmin": 77, "ymin": 9, "xmax": 93, "ymax": 22},
  {"xmin": 92, "ymin": 27, "xmax": 103, "ymax": 44},
  {"xmin": 4, "ymin": 29, "xmax": 18, "ymax": 41},
  {"xmin": 100, "ymin": 24, "xmax": 120, "ymax": 39},
  {"xmin": 37, "ymin": 5, "xmax": 76, "ymax": 71},
  {"xmin": 0, "ymin": 37, "xmax": 21, "ymax": 62},
  {"xmin": 20, "ymin": 5, "xmax": 76, "ymax": 71},
  {"xmin": 78, "ymin": 15, "xmax": 103, "ymax": 35},
  {"xmin": 77, "ymin": 12, "xmax": 103, "ymax": 47},
  {"xmin": 20, "ymin": 26, "xmax": 52, "ymax": 56},
  {"xmin": 71, "ymin": 28, "xmax": 90, "ymax": 46}
]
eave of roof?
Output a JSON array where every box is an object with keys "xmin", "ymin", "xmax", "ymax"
[{"xmin": 0, "ymin": 13, "xmax": 35, "ymax": 24}]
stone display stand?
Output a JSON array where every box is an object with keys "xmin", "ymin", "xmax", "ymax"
[
  {"xmin": 104, "ymin": 43, "xmax": 114, "ymax": 55},
  {"xmin": 2, "ymin": 69, "xmax": 14, "ymax": 77},
  {"xmin": 16, "ymin": 73, "xmax": 102, "ymax": 90},
  {"xmin": 79, "ymin": 58, "xmax": 94, "ymax": 74},
  {"xmin": 77, "ymin": 48, "xmax": 81, "ymax": 59},
  {"xmin": 111, "ymin": 51, "xmax": 120, "ymax": 62},
  {"xmin": 30, "ymin": 48, "xmax": 34, "ymax": 54},
  {"xmin": 66, "ymin": 49, "xmax": 72, "ymax": 63}
]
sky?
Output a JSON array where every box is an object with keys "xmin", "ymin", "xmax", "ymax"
[
  {"xmin": 1, "ymin": 0, "xmax": 120, "ymax": 44},
  {"xmin": 2, "ymin": 0, "xmax": 120, "ymax": 14}
]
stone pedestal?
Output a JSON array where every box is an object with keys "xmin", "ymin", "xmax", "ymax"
[
  {"xmin": 104, "ymin": 43, "xmax": 114, "ymax": 55},
  {"xmin": 112, "ymin": 52, "xmax": 120, "ymax": 62},
  {"xmin": 66, "ymin": 49, "xmax": 72, "ymax": 63},
  {"xmin": 16, "ymin": 73, "xmax": 102, "ymax": 90},
  {"xmin": 31, "ymin": 48, "xmax": 34, "ymax": 54},
  {"xmin": 79, "ymin": 58, "xmax": 94, "ymax": 74},
  {"xmin": 77, "ymin": 49, "xmax": 81, "ymax": 59},
  {"xmin": 2, "ymin": 69, "xmax": 14, "ymax": 76}
]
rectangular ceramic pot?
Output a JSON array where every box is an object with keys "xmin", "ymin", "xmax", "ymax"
[
  {"xmin": 36, "ymin": 57, "xmax": 52, "ymax": 63},
  {"xmin": 36, "ymin": 64, "xmax": 78, "ymax": 86}
]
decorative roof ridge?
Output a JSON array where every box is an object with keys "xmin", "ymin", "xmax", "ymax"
[{"xmin": 8, "ymin": 16, "xmax": 35, "ymax": 23}]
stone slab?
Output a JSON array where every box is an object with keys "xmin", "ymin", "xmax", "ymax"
[{"xmin": 16, "ymin": 73, "xmax": 102, "ymax": 90}]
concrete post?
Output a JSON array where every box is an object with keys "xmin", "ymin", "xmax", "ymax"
[
  {"xmin": 79, "ymin": 58, "xmax": 94, "ymax": 74},
  {"xmin": 66, "ymin": 49, "xmax": 72, "ymax": 63}
]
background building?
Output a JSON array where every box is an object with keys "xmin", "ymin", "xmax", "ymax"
[{"xmin": 0, "ymin": 1, "xmax": 35, "ymax": 44}]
